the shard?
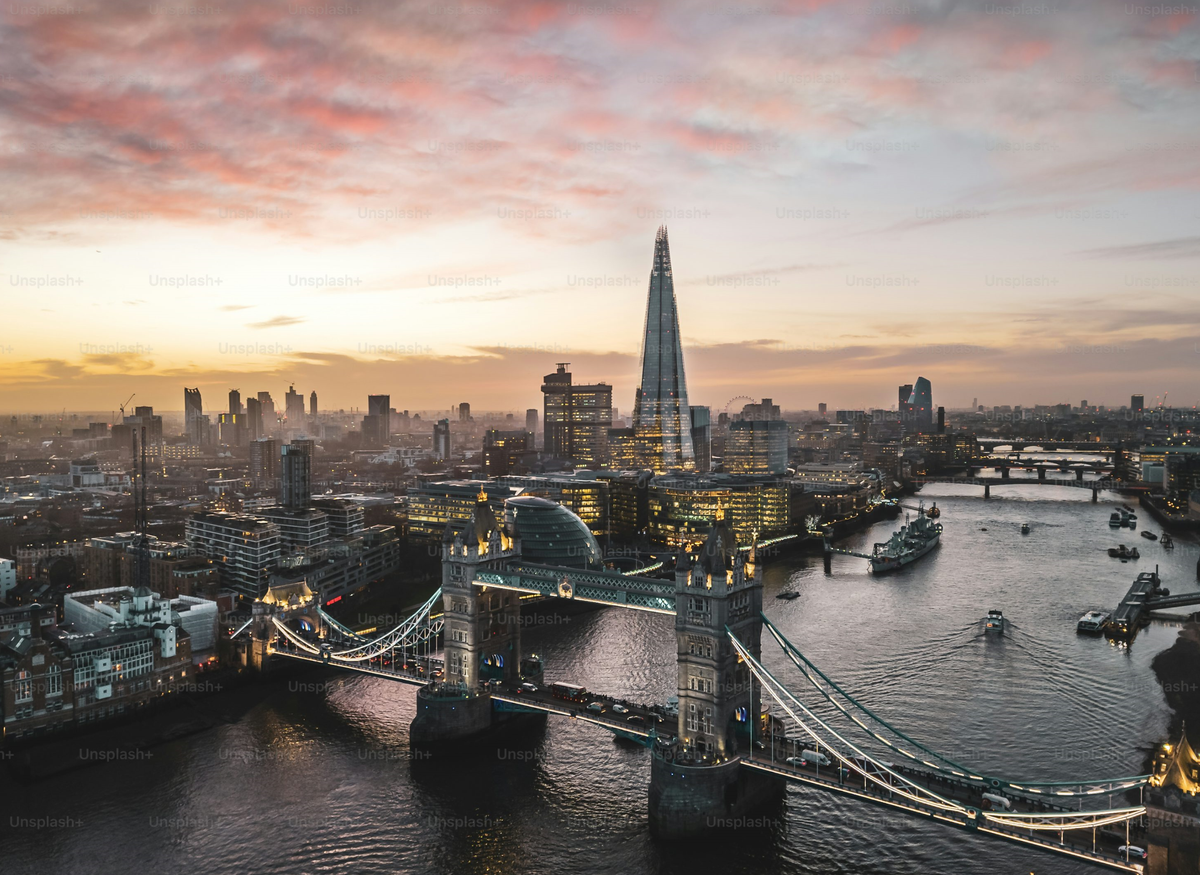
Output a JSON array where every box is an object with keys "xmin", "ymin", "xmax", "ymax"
[{"xmin": 633, "ymin": 226, "xmax": 695, "ymax": 470}]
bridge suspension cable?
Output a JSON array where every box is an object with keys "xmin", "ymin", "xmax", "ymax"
[
  {"xmin": 727, "ymin": 626, "xmax": 973, "ymax": 815},
  {"xmin": 731, "ymin": 626, "xmax": 1147, "ymax": 833},
  {"xmin": 319, "ymin": 588, "xmax": 444, "ymax": 662},
  {"xmin": 761, "ymin": 614, "xmax": 1150, "ymax": 795}
]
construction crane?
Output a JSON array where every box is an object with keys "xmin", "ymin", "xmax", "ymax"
[{"xmin": 118, "ymin": 393, "xmax": 135, "ymax": 420}]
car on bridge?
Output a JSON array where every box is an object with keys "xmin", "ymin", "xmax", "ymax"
[
  {"xmin": 586, "ymin": 702, "xmax": 605, "ymax": 714},
  {"xmin": 519, "ymin": 682, "xmax": 538, "ymax": 693},
  {"xmin": 1118, "ymin": 845, "xmax": 1147, "ymax": 861},
  {"xmin": 611, "ymin": 704, "xmax": 629, "ymax": 714}
]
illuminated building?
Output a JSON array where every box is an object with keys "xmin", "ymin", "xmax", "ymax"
[
  {"xmin": 541, "ymin": 363, "xmax": 612, "ymax": 465},
  {"xmin": 368, "ymin": 394, "xmax": 391, "ymax": 441},
  {"xmin": 245, "ymin": 396, "xmax": 263, "ymax": 441},
  {"xmin": 645, "ymin": 474, "xmax": 800, "ymax": 548},
  {"xmin": 184, "ymin": 387, "xmax": 207, "ymax": 445},
  {"xmin": 280, "ymin": 441, "xmax": 312, "ymax": 509},
  {"xmin": 482, "ymin": 429, "xmax": 533, "ymax": 477},
  {"xmin": 249, "ymin": 438, "xmax": 279, "ymax": 489},
  {"xmin": 406, "ymin": 481, "xmax": 518, "ymax": 543},
  {"xmin": 504, "ymin": 495, "xmax": 601, "ymax": 568},
  {"xmin": 725, "ymin": 420, "xmax": 788, "ymax": 475},
  {"xmin": 495, "ymin": 474, "xmax": 609, "ymax": 533},
  {"xmin": 631, "ymin": 227, "xmax": 695, "ymax": 471}
]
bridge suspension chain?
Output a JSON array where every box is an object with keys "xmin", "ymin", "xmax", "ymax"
[
  {"xmin": 761, "ymin": 614, "xmax": 1150, "ymax": 795},
  {"xmin": 320, "ymin": 588, "xmax": 444, "ymax": 662}
]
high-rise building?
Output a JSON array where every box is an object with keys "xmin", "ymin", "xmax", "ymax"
[
  {"xmin": 245, "ymin": 396, "xmax": 263, "ymax": 442},
  {"xmin": 1131, "ymin": 394, "xmax": 1145, "ymax": 413},
  {"xmin": 741, "ymin": 398, "xmax": 780, "ymax": 421},
  {"xmin": 218, "ymin": 413, "xmax": 245, "ymax": 446},
  {"xmin": 309, "ymin": 391, "xmax": 318, "ymax": 418},
  {"xmin": 542, "ymin": 364, "xmax": 612, "ymax": 465},
  {"xmin": 725, "ymin": 420, "xmax": 788, "ymax": 475},
  {"xmin": 257, "ymin": 392, "xmax": 276, "ymax": 436},
  {"xmin": 360, "ymin": 415, "xmax": 385, "ymax": 447},
  {"xmin": 907, "ymin": 377, "xmax": 934, "ymax": 433},
  {"xmin": 818, "ymin": 403, "xmax": 827, "ymax": 417},
  {"xmin": 280, "ymin": 441, "xmax": 312, "ymax": 510},
  {"xmin": 229, "ymin": 389, "xmax": 242, "ymax": 416},
  {"xmin": 433, "ymin": 418, "xmax": 451, "ymax": 461},
  {"xmin": 284, "ymin": 384, "xmax": 305, "ymax": 427},
  {"xmin": 632, "ymin": 226, "xmax": 694, "ymax": 471},
  {"xmin": 458, "ymin": 402, "xmax": 471, "ymax": 423},
  {"xmin": 690, "ymin": 406, "xmax": 711, "ymax": 474},
  {"xmin": 482, "ymin": 429, "xmax": 532, "ymax": 477},
  {"xmin": 184, "ymin": 388, "xmax": 205, "ymax": 445},
  {"xmin": 123, "ymin": 406, "xmax": 163, "ymax": 451},
  {"xmin": 368, "ymin": 395, "xmax": 391, "ymax": 442},
  {"xmin": 249, "ymin": 438, "xmax": 279, "ymax": 488},
  {"xmin": 526, "ymin": 408, "xmax": 539, "ymax": 437}
]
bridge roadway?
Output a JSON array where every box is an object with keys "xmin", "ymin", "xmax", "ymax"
[
  {"xmin": 270, "ymin": 638, "xmax": 443, "ymax": 686},
  {"xmin": 742, "ymin": 749, "xmax": 1145, "ymax": 873},
  {"xmin": 490, "ymin": 684, "xmax": 665, "ymax": 740}
]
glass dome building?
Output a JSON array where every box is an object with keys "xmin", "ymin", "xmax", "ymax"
[{"xmin": 504, "ymin": 495, "xmax": 601, "ymax": 568}]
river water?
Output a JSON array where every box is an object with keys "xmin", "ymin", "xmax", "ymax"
[{"xmin": 3, "ymin": 485, "xmax": 1192, "ymax": 874}]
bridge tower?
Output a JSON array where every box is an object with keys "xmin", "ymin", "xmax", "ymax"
[
  {"xmin": 411, "ymin": 489, "xmax": 522, "ymax": 747},
  {"xmin": 649, "ymin": 511, "xmax": 783, "ymax": 837}
]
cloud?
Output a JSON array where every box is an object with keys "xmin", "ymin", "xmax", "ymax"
[
  {"xmin": 1079, "ymin": 236, "xmax": 1200, "ymax": 261},
  {"xmin": 247, "ymin": 315, "xmax": 305, "ymax": 329}
]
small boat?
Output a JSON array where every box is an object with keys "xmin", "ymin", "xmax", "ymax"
[
  {"xmin": 1107, "ymin": 545, "xmax": 1140, "ymax": 560},
  {"xmin": 985, "ymin": 609, "xmax": 1005, "ymax": 633},
  {"xmin": 1077, "ymin": 610, "xmax": 1110, "ymax": 634},
  {"xmin": 1161, "ymin": 533, "xmax": 1174, "ymax": 548},
  {"xmin": 927, "ymin": 503, "xmax": 941, "ymax": 519},
  {"xmin": 1141, "ymin": 531, "xmax": 1157, "ymax": 541},
  {"xmin": 1109, "ymin": 512, "xmax": 1122, "ymax": 527},
  {"xmin": 1020, "ymin": 523, "xmax": 1030, "ymax": 535},
  {"xmin": 775, "ymin": 591, "xmax": 800, "ymax": 600}
]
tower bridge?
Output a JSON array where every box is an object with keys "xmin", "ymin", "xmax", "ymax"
[{"xmin": 247, "ymin": 489, "xmax": 1153, "ymax": 871}]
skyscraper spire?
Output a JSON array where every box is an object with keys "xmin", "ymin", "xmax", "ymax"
[{"xmin": 633, "ymin": 226, "xmax": 695, "ymax": 470}]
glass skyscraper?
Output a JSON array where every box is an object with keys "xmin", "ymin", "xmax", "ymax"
[{"xmin": 633, "ymin": 226, "xmax": 695, "ymax": 471}]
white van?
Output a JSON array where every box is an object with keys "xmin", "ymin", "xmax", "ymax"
[
  {"xmin": 981, "ymin": 792, "xmax": 1012, "ymax": 811},
  {"xmin": 800, "ymin": 749, "xmax": 832, "ymax": 768}
]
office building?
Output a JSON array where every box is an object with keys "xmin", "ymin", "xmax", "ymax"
[
  {"xmin": 906, "ymin": 377, "xmax": 934, "ymax": 433},
  {"xmin": 310, "ymin": 391, "xmax": 318, "ymax": 418},
  {"xmin": 458, "ymin": 402, "xmax": 471, "ymax": 423},
  {"xmin": 526, "ymin": 408, "xmax": 539, "ymax": 439},
  {"xmin": 495, "ymin": 474, "xmax": 609, "ymax": 533},
  {"xmin": 433, "ymin": 418, "xmax": 451, "ymax": 461},
  {"xmin": 644, "ymin": 474, "xmax": 803, "ymax": 548},
  {"xmin": 690, "ymin": 406, "xmax": 712, "ymax": 474},
  {"xmin": 725, "ymin": 419, "xmax": 789, "ymax": 475},
  {"xmin": 406, "ymin": 481, "xmax": 519, "ymax": 543},
  {"xmin": 542, "ymin": 363, "xmax": 613, "ymax": 465},
  {"xmin": 229, "ymin": 389, "xmax": 242, "ymax": 416},
  {"xmin": 818, "ymin": 403, "xmax": 827, "ymax": 417},
  {"xmin": 123, "ymin": 406, "xmax": 163, "ymax": 452},
  {"xmin": 1132, "ymin": 394, "xmax": 1145, "ymax": 413},
  {"xmin": 631, "ymin": 226, "xmax": 695, "ymax": 471}
]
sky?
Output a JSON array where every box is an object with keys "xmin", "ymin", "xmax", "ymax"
[{"xmin": 1, "ymin": 0, "xmax": 1199, "ymax": 416}]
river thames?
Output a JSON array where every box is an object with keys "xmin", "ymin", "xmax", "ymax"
[{"xmin": 3, "ymin": 485, "xmax": 1192, "ymax": 874}]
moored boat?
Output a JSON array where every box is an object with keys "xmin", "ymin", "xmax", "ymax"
[
  {"xmin": 869, "ymin": 502, "xmax": 942, "ymax": 573},
  {"xmin": 1141, "ymin": 531, "xmax": 1157, "ymax": 541},
  {"xmin": 1077, "ymin": 610, "xmax": 1110, "ymax": 634}
]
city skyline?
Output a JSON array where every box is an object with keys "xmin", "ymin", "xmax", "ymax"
[{"xmin": 3, "ymin": 3, "xmax": 1200, "ymax": 411}]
